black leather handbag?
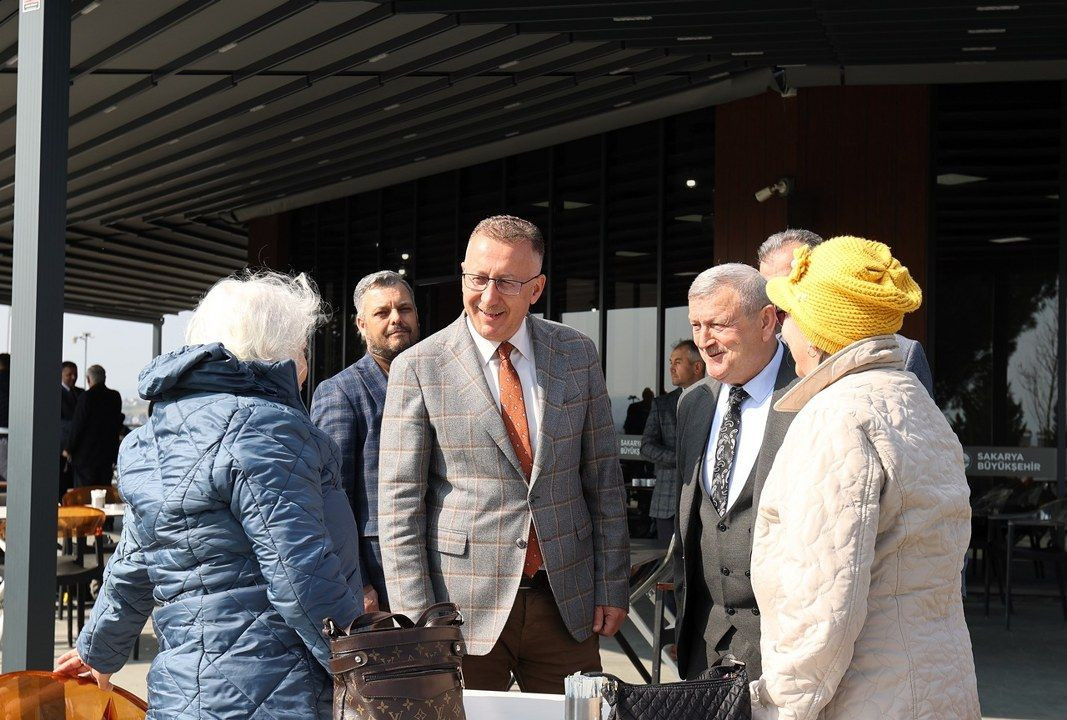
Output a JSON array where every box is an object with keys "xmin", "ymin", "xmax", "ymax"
[{"xmin": 589, "ymin": 656, "xmax": 750, "ymax": 720}]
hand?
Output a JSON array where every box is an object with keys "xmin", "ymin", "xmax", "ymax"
[
  {"xmin": 362, "ymin": 585, "xmax": 379, "ymax": 613},
  {"xmin": 61, "ymin": 450, "xmax": 70, "ymax": 460},
  {"xmin": 592, "ymin": 605, "xmax": 627, "ymax": 637},
  {"xmin": 54, "ymin": 648, "xmax": 113, "ymax": 691}
]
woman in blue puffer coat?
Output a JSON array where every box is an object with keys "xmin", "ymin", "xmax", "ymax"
[{"xmin": 56, "ymin": 271, "xmax": 364, "ymax": 719}]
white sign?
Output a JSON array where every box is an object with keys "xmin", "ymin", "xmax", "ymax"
[{"xmin": 22, "ymin": 0, "xmax": 41, "ymax": 12}]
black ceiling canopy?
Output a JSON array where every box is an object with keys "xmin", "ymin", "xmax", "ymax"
[{"xmin": 0, "ymin": 0, "xmax": 1063, "ymax": 320}]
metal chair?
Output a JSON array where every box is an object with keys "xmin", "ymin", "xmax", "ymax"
[
  {"xmin": 0, "ymin": 670, "xmax": 146, "ymax": 719},
  {"xmin": 988, "ymin": 498, "xmax": 1067, "ymax": 629}
]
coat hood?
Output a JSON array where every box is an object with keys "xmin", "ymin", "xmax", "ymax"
[
  {"xmin": 774, "ymin": 334, "xmax": 903, "ymax": 413},
  {"xmin": 137, "ymin": 343, "xmax": 304, "ymax": 409}
]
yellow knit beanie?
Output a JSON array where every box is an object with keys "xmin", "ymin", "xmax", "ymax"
[{"xmin": 765, "ymin": 236, "xmax": 922, "ymax": 355}]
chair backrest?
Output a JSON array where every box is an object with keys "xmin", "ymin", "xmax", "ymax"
[
  {"xmin": 0, "ymin": 507, "xmax": 106, "ymax": 543},
  {"xmin": 61, "ymin": 486, "xmax": 121, "ymax": 507},
  {"xmin": 0, "ymin": 670, "xmax": 147, "ymax": 718}
]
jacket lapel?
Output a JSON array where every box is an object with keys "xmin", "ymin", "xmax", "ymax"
[
  {"xmin": 738, "ymin": 350, "xmax": 798, "ymax": 513},
  {"xmin": 679, "ymin": 379, "xmax": 720, "ymax": 534},
  {"xmin": 442, "ymin": 315, "xmax": 525, "ymax": 479},
  {"xmin": 528, "ymin": 316, "xmax": 564, "ymax": 489}
]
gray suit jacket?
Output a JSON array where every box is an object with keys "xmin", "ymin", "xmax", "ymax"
[
  {"xmin": 674, "ymin": 349, "xmax": 797, "ymax": 679},
  {"xmin": 640, "ymin": 388, "xmax": 681, "ymax": 520},
  {"xmin": 378, "ymin": 314, "xmax": 630, "ymax": 654}
]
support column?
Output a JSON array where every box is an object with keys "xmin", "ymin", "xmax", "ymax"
[
  {"xmin": 3, "ymin": 0, "xmax": 72, "ymax": 671},
  {"xmin": 152, "ymin": 320, "xmax": 163, "ymax": 359}
]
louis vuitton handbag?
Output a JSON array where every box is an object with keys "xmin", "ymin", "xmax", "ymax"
[
  {"xmin": 588, "ymin": 655, "xmax": 750, "ymax": 720},
  {"xmin": 322, "ymin": 603, "xmax": 467, "ymax": 720}
]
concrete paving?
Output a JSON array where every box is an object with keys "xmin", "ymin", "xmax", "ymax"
[{"xmin": 3, "ymin": 591, "xmax": 1064, "ymax": 718}]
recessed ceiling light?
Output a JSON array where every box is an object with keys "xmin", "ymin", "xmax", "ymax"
[
  {"xmin": 505, "ymin": 130, "xmax": 520, "ymax": 137},
  {"xmin": 562, "ymin": 200, "xmax": 591, "ymax": 210},
  {"xmin": 677, "ymin": 35, "xmax": 713, "ymax": 41},
  {"xmin": 413, "ymin": 156, "xmax": 427, "ymax": 161},
  {"xmin": 249, "ymin": 104, "xmax": 266, "ymax": 113},
  {"xmin": 989, "ymin": 236, "xmax": 1030, "ymax": 244},
  {"xmin": 686, "ymin": 179, "xmax": 697, "ymax": 188},
  {"xmin": 317, "ymin": 159, "xmax": 330, "ymax": 165},
  {"xmin": 505, "ymin": 101, "xmax": 522, "ymax": 109},
  {"xmin": 609, "ymin": 66, "xmax": 632, "ymax": 75},
  {"xmin": 615, "ymin": 250, "xmax": 649, "ymax": 258},
  {"xmin": 103, "ymin": 105, "xmax": 118, "ymax": 114},
  {"xmin": 968, "ymin": 27, "xmax": 1006, "ymax": 33},
  {"xmin": 341, "ymin": 176, "xmax": 352, "ymax": 181},
  {"xmin": 531, "ymin": 201, "xmax": 550, "ymax": 208},
  {"xmin": 976, "ymin": 4, "xmax": 1019, "ymax": 10},
  {"xmin": 731, "ymin": 51, "xmax": 764, "ymax": 57},
  {"xmin": 708, "ymin": 71, "xmax": 730, "ymax": 80},
  {"xmin": 674, "ymin": 271, "xmax": 699, "ymax": 277},
  {"xmin": 290, "ymin": 136, "xmax": 305, "ymax": 142},
  {"xmin": 383, "ymin": 103, "xmax": 401, "ymax": 111},
  {"xmin": 674, "ymin": 214, "xmax": 703, "ymax": 223},
  {"xmin": 218, "ymin": 42, "xmax": 239, "ymax": 54},
  {"xmin": 498, "ymin": 60, "xmax": 519, "ymax": 69},
  {"xmin": 80, "ymin": 1, "xmax": 100, "ymax": 15},
  {"xmin": 401, "ymin": 253, "xmax": 410, "ymax": 260},
  {"xmin": 4, "ymin": 56, "xmax": 16, "ymax": 67},
  {"xmin": 613, "ymin": 100, "xmax": 632, "ymax": 108},
  {"xmin": 936, "ymin": 173, "xmax": 987, "ymax": 185},
  {"xmin": 403, "ymin": 132, "xmax": 419, "ymax": 139},
  {"xmin": 613, "ymin": 15, "xmax": 652, "ymax": 21},
  {"xmin": 1047, "ymin": 194, "xmax": 1060, "ymax": 200},
  {"xmin": 398, "ymin": 268, "xmax": 407, "ymax": 276},
  {"xmin": 368, "ymin": 52, "xmax": 389, "ymax": 63}
]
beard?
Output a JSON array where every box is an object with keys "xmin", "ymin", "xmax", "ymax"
[{"xmin": 367, "ymin": 328, "xmax": 416, "ymax": 362}]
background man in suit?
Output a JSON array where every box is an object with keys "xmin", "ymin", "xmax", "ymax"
[
  {"xmin": 311, "ymin": 270, "xmax": 420, "ymax": 613},
  {"xmin": 641, "ymin": 340, "xmax": 705, "ymax": 549},
  {"xmin": 675, "ymin": 264, "xmax": 796, "ymax": 680},
  {"xmin": 64, "ymin": 364, "xmax": 123, "ymax": 487},
  {"xmin": 758, "ymin": 228, "xmax": 934, "ymax": 398},
  {"xmin": 0, "ymin": 353, "xmax": 8, "ymax": 483},
  {"xmin": 59, "ymin": 361, "xmax": 84, "ymax": 498},
  {"xmin": 379, "ymin": 215, "xmax": 630, "ymax": 693}
]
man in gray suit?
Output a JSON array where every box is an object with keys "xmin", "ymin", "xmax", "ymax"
[
  {"xmin": 379, "ymin": 215, "xmax": 630, "ymax": 693},
  {"xmin": 675, "ymin": 264, "xmax": 796, "ymax": 680},
  {"xmin": 758, "ymin": 228, "xmax": 934, "ymax": 397},
  {"xmin": 641, "ymin": 339, "xmax": 705, "ymax": 548}
]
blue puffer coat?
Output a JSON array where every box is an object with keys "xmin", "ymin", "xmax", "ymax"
[{"xmin": 77, "ymin": 344, "xmax": 363, "ymax": 719}]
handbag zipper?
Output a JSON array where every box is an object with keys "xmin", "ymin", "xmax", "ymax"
[{"xmin": 364, "ymin": 664, "xmax": 458, "ymax": 681}]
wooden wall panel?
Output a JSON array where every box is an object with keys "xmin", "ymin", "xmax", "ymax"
[
  {"xmin": 247, "ymin": 212, "xmax": 292, "ymax": 270},
  {"xmin": 714, "ymin": 85, "xmax": 930, "ymax": 342}
]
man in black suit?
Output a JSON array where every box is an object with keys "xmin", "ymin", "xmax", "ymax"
[
  {"xmin": 59, "ymin": 361, "xmax": 83, "ymax": 498},
  {"xmin": 0, "ymin": 353, "xmax": 9, "ymax": 482},
  {"xmin": 674, "ymin": 264, "xmax": 797, "ymax": 680},
  {"xmin": 65, "ymin": 364, "xmax": 123, "ymax": 488}
]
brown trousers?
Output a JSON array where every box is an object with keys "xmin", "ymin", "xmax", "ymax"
[{"xmin": 461, "ymin": 583, "xmax": 601, "ymax": 694}]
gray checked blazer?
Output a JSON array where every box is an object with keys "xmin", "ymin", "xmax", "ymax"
[
  {"xmin": 378, "ymin": 314, "xmax": 631, "ymax": 655},
  {"xmin": 640, "ymin": 388, "xmax": 682, "ymax": 521}
]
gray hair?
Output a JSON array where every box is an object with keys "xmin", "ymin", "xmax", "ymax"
[
  {"xmin": 87, "ymin": 364, "xmax": 106, "ymax": 384},
  {"xmin": 688, "ymin": 263, "xmax": 770, "ymax": 315},
  {"xmin": 757, "ymin": 228, "xmax": 824, "ymax": 263},
  {"xmin": 186, "ymin": 270, "xmax": 325, "ymax": 363},
  {"xmin": 672, "ymin": 339, "xmax": 702, "ymax": 364},
  {"xmin": 353, "ymin": 271, "xmax": 414, "ymax": 319},
  {"xmin": 470, "ymin": 215, "xmax": 545, "ymax": 259}
]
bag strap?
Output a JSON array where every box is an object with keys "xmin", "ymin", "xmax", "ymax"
[{"xmin": 415, "ymin": 603, "xmax": 463, "ymax": 628}]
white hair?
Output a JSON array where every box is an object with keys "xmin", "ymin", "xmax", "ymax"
[
  {"xmin": 185, "ymin": 270, "xmax": 326, "ymax": 362},
  {"xmin": 688, "ymin": 263, "xmax": 770, "ymax": 315}
]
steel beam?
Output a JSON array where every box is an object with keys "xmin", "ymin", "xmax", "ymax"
[{"xmin": 2, "ymin": 0, "xmax": 72, "ymax": 671}]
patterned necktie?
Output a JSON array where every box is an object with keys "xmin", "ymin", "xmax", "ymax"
[
  {"xmin": 710, "ymin": 385, "xmax": 749, "ymax": 516},
  {"xmin": 497, "ymin": 341, "xmax": 543, "ymax": 577}
]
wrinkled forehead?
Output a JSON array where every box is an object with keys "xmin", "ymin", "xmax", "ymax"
[
  {"xmin": 463, "ymin": 233, "xmax": 541, "ymax": 276},
  {"xmin": 689, "ymin": 286, "xmax": 745, "ymax": 323},
  {"xmin": 362, "ymin": 284, "xmax": 414, "ymax": 311}
]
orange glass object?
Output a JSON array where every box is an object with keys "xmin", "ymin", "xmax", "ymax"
[
  {"xmin": 0, "ymin": 507, "xmax": 106, "ymax": 542},
  {"xmin": 61, "ymin": 487, "xmax": 122, "ymax": 507},
  {"xmin": 0, "ymin": 671, "xmax": 147, "ymax": 719}
]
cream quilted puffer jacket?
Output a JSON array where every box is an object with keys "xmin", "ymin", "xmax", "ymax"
[{"xmin": 750, "ymin": 335, "xmax": 980, "ymax": 720}]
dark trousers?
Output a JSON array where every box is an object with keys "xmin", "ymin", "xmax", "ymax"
[
  {"xmin": 361, "ymin": 535, "xmax": 388, "ymax": 610},
  {"xmin": 72, "ymin": 462, "xmax": 113, "ymax": 488},
  {"xmin": 655, "ymin": 517, "xmax": 678, "ymax": 616},
  {"xmin": 461, "ymin": 578, "xmax": 601, "ymax": 694}
]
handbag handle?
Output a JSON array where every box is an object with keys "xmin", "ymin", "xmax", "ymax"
[
  {"xmin": 323, "ymin": 603, "xmax": 463, "ymax": 639},
  {"xmin": 415, "ymin": 602, "xmax": 463, "ymax": 628}
]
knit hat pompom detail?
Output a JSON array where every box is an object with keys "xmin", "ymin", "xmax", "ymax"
[{"xmin": 765, "ymin": 235, "xmax": 922, "ymax": 355}]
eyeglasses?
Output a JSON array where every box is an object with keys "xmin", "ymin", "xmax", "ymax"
[{"xmin": 461, "ymin": 273, "xmax": 542, "ymax": 296}]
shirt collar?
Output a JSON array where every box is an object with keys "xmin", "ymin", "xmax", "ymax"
[
  {"xmin": 465, "ymin": 315, "xmax": 534, "ymax": 366},
  {"xmin": 725, "ymin": 341, "xmax": 784, "ymax": 405}
]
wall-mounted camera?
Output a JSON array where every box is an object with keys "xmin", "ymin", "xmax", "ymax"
[
  {"xmin": 771, "ymin": 66, "xmax": 797, "ymax": 98},
  {"xmin": 754, "ymin": 177, "xmax": 794, "ymax": 203}
]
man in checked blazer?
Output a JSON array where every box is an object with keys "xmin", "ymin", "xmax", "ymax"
[
  {"xmin": 379, "ymin": 215, "xmax": 630, "ymax": 693},
  {"xmin": 311, "ymin": 270, "xmax": 420, "ymax": 613},
  {"xmin": 674, "ymin": 264, "xmax": 797, "ymax": 681}
]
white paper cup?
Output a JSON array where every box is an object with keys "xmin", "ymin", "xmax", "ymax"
[{"xmin": 90, "ymin": 489, "xmax": 107, "ymax": 509}]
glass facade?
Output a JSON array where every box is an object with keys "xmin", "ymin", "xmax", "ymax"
[{"xmin": 289, "ymin": 108, "xmax": 716, "ymax": 427}]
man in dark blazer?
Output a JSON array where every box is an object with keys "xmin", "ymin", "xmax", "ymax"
[
  {"xmin": 65, "ymin": 364, "xmax": 123, "ymax": 487},
  {"xmin": 379, "ymin": 215, "xmax": 630, "ymax": 694},
  {"xmin": 758, "ymin": 228, "xmax": 934, "ymax": 398},
  {"xmin": 674, "ymin": 264, "xmax": 797, "ymax": 681},
  {"xmin": 59, "ymin": 361, "xmax": 84, "ymax": 498},
  {"xmin": 311, "ymin": 270, "xmax": 420, "ymax": 613}
]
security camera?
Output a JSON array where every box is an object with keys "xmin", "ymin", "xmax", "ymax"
[
  {"xmin": 754, "ymin": 177, "xmax": 794, "ymax": 203},
  {"xmin": 771, "ymin": 66, "xmax": 797, "ymax": 98}
]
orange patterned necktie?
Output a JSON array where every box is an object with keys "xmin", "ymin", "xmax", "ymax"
[{"xmin": 497, "ymin": 341, "xmax": 543, "ymax": 577}]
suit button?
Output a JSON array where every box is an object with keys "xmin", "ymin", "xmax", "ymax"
[
  {"xmin": 516, "ymin": 538, "xmax": 527, "ymax": 549},
  {"xmin": 725, "ymin": 607, "xmax": 736, "ymax": 615},
  {"xmin": 752, "ymin": 608, "xmax": 760, "ymax": 616},
  {"xmin": 720, "ymin": 566, "xmax": 730, "ymax": 576},
  {"xmin": 717, "ymin": 522, "xmax": 728, "ymax": 532}
]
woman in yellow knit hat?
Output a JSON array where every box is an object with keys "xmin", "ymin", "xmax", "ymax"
[{"xmin": 748, "ymin": 236, "xmax": 980, "ymax": 720}]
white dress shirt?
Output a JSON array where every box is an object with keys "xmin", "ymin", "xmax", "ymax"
[
  {"xmin": 465, "ymin": 316, "xmax": 542, "ymax": 457},
  {"xmin": 700, "ymin": 342, "xmax": 785, "ymax": 511}
]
